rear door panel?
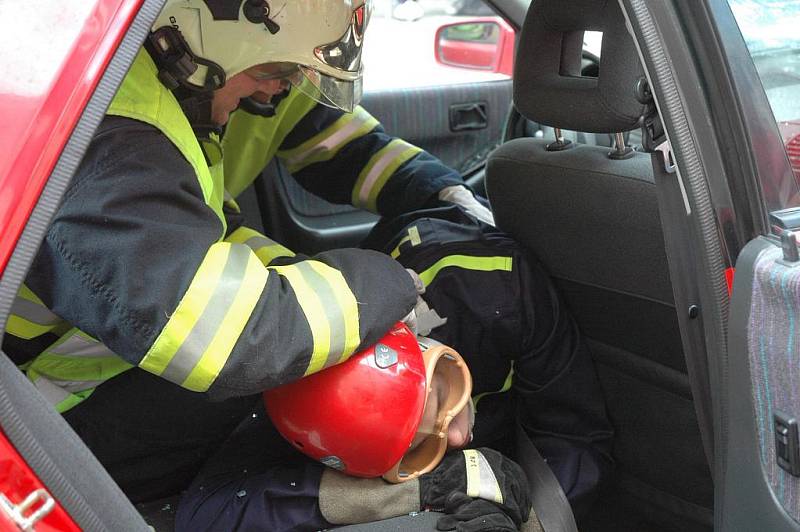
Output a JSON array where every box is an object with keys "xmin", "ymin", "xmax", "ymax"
[{"xmin": 721, "ymin": 236, "xmax": 800, "ymax": 531}]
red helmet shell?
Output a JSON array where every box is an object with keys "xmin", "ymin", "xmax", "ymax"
[{"xmin": 263, "ymin": 323, "xmax": 427, "ymax": 478}]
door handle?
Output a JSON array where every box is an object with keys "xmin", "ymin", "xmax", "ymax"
[{"xmin": 449, "ymin": 102, "xmax": 488, "ymax": 132}]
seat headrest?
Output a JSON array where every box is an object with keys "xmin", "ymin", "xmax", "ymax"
[{"xmin": 514, "ymin": 0, "xmax": 646, "ymax": 133}]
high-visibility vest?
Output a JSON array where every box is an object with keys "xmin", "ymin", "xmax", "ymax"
[{"xmin": 5, "ymin": 50, "xmax": 310, "ymax": 412}]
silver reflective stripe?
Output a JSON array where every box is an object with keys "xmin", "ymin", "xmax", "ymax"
[
  {"xmin": 10, "ymin": 297, "xmax": 60, "ymax": 326},
  {"xmin": 32, "ymin": 376, "xmax": 71, "ymax": 407},
  {"xmin": 464, "ymin": 449, "xmax": 504, "ymax": 504},
  {"xmin": 295, "ymin": 262, "xmax": 347, "ymax": 369},
  {"xmin": 49, "ymin": 334, "xmax": 115, "ymax": 358},
  {"xmin": 286, "ymin": 114, "xmax": 373, "ymax": 169},
  {"xmin": 45, "ymin": 378, "xmax": 106, "ymax": 394},
  {"xmin": 244, "ymin": 235, "xmax": 279, "ymax": 251},
  {"xmin": 357, "ymin": 142, "xmax": 409, "ymax": 205},
  {"xmin": 160, "ymin": 245, "xmax": 250, "ymax": 385}
]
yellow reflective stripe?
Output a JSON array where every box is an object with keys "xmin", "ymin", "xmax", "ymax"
[
  {"xmin": 473, "ymin": 366, "xmax": 514, "ymax": 411},
  {"xmin": 31, "ymin": 375, "xmax": 95, "ymax": 413},
  {"xmin": 223, "ymin": 188, "xmax": 241, "ymax": 213},
  {"xmin": 9, "ymin": 298, "xmax": 60, "ymax": 326},
  {"xmin": 31, "ymin": 375, "xmax": 70, "ymax": 404},
  {"xmin": 140, "ymin": 243, "xmax": 268, "ymax": 391},
  {"xmin": 31, "ymin": 353, "xmax": 131, "ymax": 383},
  {"xmin": 18, "ymin": 284, "xmax": 44, "ymax": 305},
  {"xmin": 107, "ymin": 50, "xmax": 226, "ymax": 231},
  {"xmin": 226, "ymin": 227, "xmax": 295, "ymax": 265},
  {"xmin": 27, "ymin": 330, "xmax": 131, "ymax": 412},
  {"xmin": 6, "ymin": 316, "xmax": 55, "ymax": 340},
  {"xmin": 5, "ymin": 285, "xmax": 64, "ymax": 339},
  {"xmin": 55, "ymin": 390, "xmax": 94, "ymax": 413},
  {"xmin": 352, "ymin": 140, "xmax": 422, "ymax": 213},
  {"xmin": 463, "ymin": 449, "xmax": 504, "ymax": 504},
  {"xmin": 223, "ymin": 90, "xmax": 319, "ymax": 198},
  {"xmin": 390, "ymin": 226, "xmax": 422, "ymax": 259},
  {"xmin": 278, "ymin": 106, "xmax": 379, "ymax": 173},
  {"xmin": 183, "ymin": 250, "xmax": 267, "ymax": 390},
  {"xmin": 49, "ymin": 333, "xmax": 115, "ymax": 357},
  {"xmin": 269, "ymin": 261, "xmax": 361, "ymax": 375},
  {"xmin": 418, "ymin": 255, "xmax": 513, "ymax": 287}
]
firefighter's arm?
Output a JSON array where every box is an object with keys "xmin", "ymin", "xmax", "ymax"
[
  {"xmin": 275, "ymin": 104, "xmax": 468, "ymax": 218},
  {"xmin": 27, "ymin": 117, "xmax": 416, "ymax": 399}
]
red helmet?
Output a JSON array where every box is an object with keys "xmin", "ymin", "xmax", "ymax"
[{"xmin": 264, "ymin": 322, "xmax": 472, "ymax": 483}]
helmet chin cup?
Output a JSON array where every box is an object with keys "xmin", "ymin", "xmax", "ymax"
[{"xmin": 382, "ymin": 344, "xmax": 472, "ymax": 483}]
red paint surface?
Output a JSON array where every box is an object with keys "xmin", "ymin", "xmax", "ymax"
[
  {"xmin": 0, "ymin": 0, "xmax": 142, "ymax": 275},
  {"xmin": 0, "ymin": 0, "xmax": 140, "ymax": 526},
  {"xmin": 0, "ymin": 429, "xmax": 80, "ymax": 531},
  {"xmin": 435, "ymin": 17, "xmax": 515, "ymax": 76},
  {"xmin": 726, "ymin": 267, "xmax": 736, "ymax": 296}
]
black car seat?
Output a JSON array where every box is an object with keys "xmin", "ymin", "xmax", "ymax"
[{"xmin": 486, "ymin": 0, "xmax": 714, "ymax": 530}]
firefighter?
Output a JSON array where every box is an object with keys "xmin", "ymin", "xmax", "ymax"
[
  {"xmin": 2, "ymin": 0, "xmax": 494, "ymax": 502},
  {"xmin": 175, "ymin": 324, "xmax": 533, "ymax": 531}
]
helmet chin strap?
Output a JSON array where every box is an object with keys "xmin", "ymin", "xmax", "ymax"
[
  {"xmin": 172, "ymin": 86, "xmax": 221, "ymax": 136},
  {"xmin": 238, "ymin": 88, "xmax": 292, "ymax": 117}
]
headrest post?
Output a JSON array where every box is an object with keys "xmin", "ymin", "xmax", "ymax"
[
  {"xmin": 546, "ymin": 127, "xmax": 574, "ymax": 152},
  {"xmin": 608, "ymin": 132, "xmax": 635, "ymax": 160}
]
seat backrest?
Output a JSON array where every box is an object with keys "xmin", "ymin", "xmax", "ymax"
[{"xmin": 486, "ymin": 0, "xmax": 713, "ymax": 528}]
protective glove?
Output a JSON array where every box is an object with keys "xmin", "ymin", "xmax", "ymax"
[
  {"xmin": 438, "ymin": 185, "xmax": 495, "ymax": 227},
  {"xmin": 436, "ymin": 492, "xmax": 517, "ymax": 532},
  {"xmin": 401, "ymin": 268, "xmax": 425, "ymax": 333},
  {"xmin": 402, "ymin": 269, "xmax": 448, "ymax": 335},
  {"xmin": 420, "ymin": 448, "xmax": 531, "ymax": 528}
]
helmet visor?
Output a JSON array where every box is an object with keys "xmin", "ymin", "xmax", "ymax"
[
  {"xmin": 293, "ymin": 65, "xmax": 363, "ymax": 113},
  {"xmin": 248, "ymin": 63, "xmax": 363, "ymax": 113},
  {"xmin": 382, "ymin": 342, "xmax": 473, "ymax": 483}
]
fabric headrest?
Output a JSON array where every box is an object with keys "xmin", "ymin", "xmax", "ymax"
[{"xmin": 514, "ymin": 0, "xmax": 646, "ymax": 133}]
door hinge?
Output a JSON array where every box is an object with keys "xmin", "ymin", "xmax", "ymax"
[{"xmin": 0, "ymin": 489, "xmax": 55, "ymax": 531}]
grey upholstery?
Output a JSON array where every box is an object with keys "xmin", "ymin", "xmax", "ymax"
[
  {"xmin": 486, "ymin": 0, "xmax": 713, "ymax": 527},
  {"xmin": 514, "ymin": 0, "xmax": 646, "ymax": 133}
]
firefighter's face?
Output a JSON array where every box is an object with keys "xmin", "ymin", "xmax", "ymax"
[{"xmin": 211, "ymin": 64, "xmax": 291, "ymax": 125}]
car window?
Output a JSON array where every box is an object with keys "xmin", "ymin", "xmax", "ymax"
[
  {"xmin": 728, "ymin": 0, "xmax": 800, "ymax": 208},
  {"xmin": 362, "ymin": 0, "xmax": 515, "ymax": 91}
]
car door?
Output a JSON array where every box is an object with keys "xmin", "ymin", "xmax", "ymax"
[
  {"xmin": 250, "ymin": 0, "xmax": 515, "ymax": 254},
  {"xmin": 621, "ymin": 0, "xmax": 800, "ymax": 529},
  {"xmin": 709, "ymin": 2, "xmax": 800, "ymax": 530},
  {"xmin": 0, "ymin": 0, "xmax": 158, "ymax": 529}
]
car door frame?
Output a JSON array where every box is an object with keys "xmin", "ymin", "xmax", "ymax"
[
  {"xmin": 621, "ymin": 0, "xmax": 800, "ymax": 529},
  {"xmin": 0, "ymin": 0, "xmax": 165, "ymax": 529}
]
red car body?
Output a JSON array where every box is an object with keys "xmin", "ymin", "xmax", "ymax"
[{"xmin": 0, "ymin": 0, "xmax": 140, "ymax": 528}]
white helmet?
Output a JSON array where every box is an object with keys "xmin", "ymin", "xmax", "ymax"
[{"xmin": 150, "ymin": 0, "xmax": 370, "ymax": 111}]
